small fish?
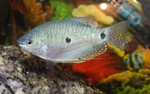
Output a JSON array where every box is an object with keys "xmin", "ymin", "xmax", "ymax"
[
  {"xmin": 17, "ymin": 17, "xmax": 130, "ymax": 63},
  {"xmin": 124, "ymin": 52, "xmax": 143, "ymax": 70}
]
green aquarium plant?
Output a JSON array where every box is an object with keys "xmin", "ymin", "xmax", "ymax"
[
  {"xmin": 49, "ymin": 0, "xmax": 74, "ymax": 20},
  {"xmin": 98, "ymin": 68, "xmax": 150, "ymax": 94}
]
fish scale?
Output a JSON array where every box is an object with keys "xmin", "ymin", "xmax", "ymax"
[
  {"xmin": 47, "ymin": 20, "xmax": 99, "ymax": 46},
  {"xmin": 17, "ymin": 17, "xmax": 130, "ymax": 63}
]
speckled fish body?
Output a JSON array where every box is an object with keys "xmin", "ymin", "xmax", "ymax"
[{"xmin": 17, "ymin": 17, "xmax": 130, "ymax": 63}]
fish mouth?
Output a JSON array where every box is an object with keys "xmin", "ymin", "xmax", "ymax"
[
  {"xmin": 17, "ymin": 37, "xmax": 23, "ymax": 45},
  {"xmin": 17, "ymin": 43, "xmax": 27, "ymax": 50},
  {"xmin": 17, "ymin": 37, "xmax": 27, "ymax": 47},
  {"xmin": 16, "ymin": 38, "xmax": 28, "ymax": 50},
  {"xmin": 17, "ymin": 44, "xmax": 33, "ymax": 54}
]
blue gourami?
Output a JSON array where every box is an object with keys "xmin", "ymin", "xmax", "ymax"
[{"xmin": 17, "ymin": 17, "xmax": 130, "ymax": 63}]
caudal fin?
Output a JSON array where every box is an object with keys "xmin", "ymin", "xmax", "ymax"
[{"xmin": 107, "ymin": 21, "xmax": 130, "ymax": 50}]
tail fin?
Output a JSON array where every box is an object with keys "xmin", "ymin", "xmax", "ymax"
[{"xmin": 107, "ymin": 21, "xmax": 130, "ymax": 50}]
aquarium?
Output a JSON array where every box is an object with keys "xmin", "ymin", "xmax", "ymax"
[{"xmin": 1, "ymin": 0, "xmax": 150, "ymax": 93}]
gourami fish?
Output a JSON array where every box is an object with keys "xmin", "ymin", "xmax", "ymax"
[{"xmin": 17, "ymin": 17, "xmax": 130, "ymax": 63}]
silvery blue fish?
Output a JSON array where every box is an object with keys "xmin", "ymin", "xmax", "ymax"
[{"xmin": 17, "ymin": 17, "xmax": 130, "ymax": 63}]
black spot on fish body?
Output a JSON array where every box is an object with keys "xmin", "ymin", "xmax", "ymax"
[
  {"xmin": 100, "ymin": 33, "xmax": 105, "ymax": 39},
  {"xmin": 66, "ymin": 37, "xmax": 71, "ymax": 43}
]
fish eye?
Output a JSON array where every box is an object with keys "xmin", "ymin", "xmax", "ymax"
[{"xmin": 27, "ymin": 39, "xmax": 33, "ymax": 45}]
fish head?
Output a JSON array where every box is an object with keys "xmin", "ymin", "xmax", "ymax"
[{"xmin": 17, "ymin": 29, "xmax": 45, "ymax": 55}]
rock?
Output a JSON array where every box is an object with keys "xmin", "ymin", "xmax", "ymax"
[{"xmin": 0, "ymin": 45, "xmax": 105, "ymax": 94}]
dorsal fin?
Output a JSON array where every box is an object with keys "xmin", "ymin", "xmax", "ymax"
[
  {"xmin": 62, "ymin": 16, "xmax": 98, "ymax": 27},
  {"xmin": 85, "ymin": 16, "xmax": 98, "ymax": 27},
  {"xmin": 106, "ymin": 21, "xmax": 130, "ymax": 50}
]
